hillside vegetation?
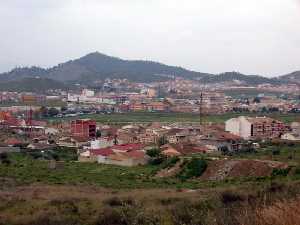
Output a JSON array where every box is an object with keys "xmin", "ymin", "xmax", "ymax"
[
  {"xmin": 0, "ymin": 52, "xmax": 296, "ymax": 85},
  {"xmin": 0, "ymin": 77, "xmax": 70, "ymax": 93}
]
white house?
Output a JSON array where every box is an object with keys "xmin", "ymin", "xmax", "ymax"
[
  {"xmin": 225, "ymin": 116, "xmax": 252, "ymax": 139},
  {"xmin": 226, "ymin": 116, "xmax": 288, "ymax": 140},
  {"xmin": 281, "ymin": 133, "xmax": 300, "ymax": 141}
]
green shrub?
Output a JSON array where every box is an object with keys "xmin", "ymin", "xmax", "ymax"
[
  {"xmin": 220, "ymin": 191, "xmax": 245, "ymax": 205},
  {"xmin": 146, "ymin": 148, "xmax": 161, "ymax": 158},
  {"xmin": 0, "ymin": 153, "xmax": 11, "ymax": 165},
  {"xmin": 149, "ymin": 156, "xmax": 165, "ymax": 165},
  {"xmin": 170, "ymin": 200, "xmax": 213, "ymax": 225},
  {"xmin": 294, "ymin": 167, "xmax": 300, "ymax": 175},
  {"xmin": 272, "ymin": 168, "xmax": 290, "ymax": 177},
  {"xmin": 178, "ymin": 158, "xmax": 207, "ymax": 180},
  {"xmin": 161, "ymin": 156, "xmax": 179, "ymax": 169},
  {"xmin": 272, "ymin": 149, "xmax": 281, "ymax": 156}
]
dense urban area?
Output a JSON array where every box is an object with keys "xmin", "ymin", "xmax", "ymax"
[{"xmin": 1, "ymin": 73, "xmax": 300, "ymax": 224}]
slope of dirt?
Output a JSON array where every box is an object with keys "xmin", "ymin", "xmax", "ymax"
[
  {"xmin": 155, "ymin": 160, "xmax": 184, "ymax": 178},
  {"xmin": 201, "ymin": 159, "xmax": 289, "ymax": 181}
]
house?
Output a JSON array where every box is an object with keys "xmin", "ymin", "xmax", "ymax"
[
  {"xmin": 79, "ymin": 146, "xmax": 149, "ymax": 166},
  {"xmin": 117, "ymin": 131, "xmax": 138, "ymax": 144},
  {"xmin": 225, "ymin": 116, "xmax": 290, "ymax": 140},
  {"xmin": 129, "ymin": 102, "xmax": 147, "ymax": 112},
  {"xmin": 161, "ymin": 143, "xmax": 208, "ymax": 156},
  {"xmin": 4, "ymin": 138, "xmax": 24, "ymax": 147},
  {"xmin": 291, "ymin": 122, "xmax": 300, "ymax": 134},
  {"xmin": 111, "ymin": 143, "xmax": 145, "ymax": 153},
  {"xmin": 91, "ymin": 137, "xmax": 115, "ymax": 149},
  {"xmin": 164, "ymin": 128, "xmax": 188, "ymax": 144},
  {"xmin": 70, "ymin": 119, "xmax": 96, "ymax": 139},
  {"xmin": 27, "ymin": 143, "xmax": 56, "ymax": 151},
  {"xmin": 98, "ymin": 150, "xmax": 149, "ymax": 167},
  {"xmin": 32, "ymin": 135, "xmax": 49, "ymax": 144},
  {"xmin": 281, "ymin": 133, "xmax": 300, "ymax": 141},
  {"xmin": 79, "ymin": 148, "xmax": 114, "ymax": 162},
  {"xmin": 0, "ymin": 147, "xmax": 21, "ymax": 154},
  {"xmin": 147, "ymin": 102, "xmax": 169, "ymax": 112},
  {"xmin": 137, "ymin": 133, "xmax": 158, "ymax": 144},
  {"xmin": 160, "ymin": 144, "xmax": 182, "ymax": 157},
  {"xmin": 201, "ymin": 131, "xmax": 242, "ymax": 152},
  {"xmin": 57, "ymin": 136, "xmax": 89, "ymax": 148},
  {"xmin": 45, "ymin": 127, "xmax": 59, "ymax": 135}
]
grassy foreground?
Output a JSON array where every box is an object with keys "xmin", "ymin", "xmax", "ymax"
[
  {"xmin": 1, "ymin": 179, "xmax": 300, "ymax": 225},
  {"xmin": 0, "ymin": 153, "xmax": 249, "ymax": 189},
  {"xmin": 2, "ymin": 150, "xmax": 300, "ymax": 225},
  {"xmin": 1, "ymin": 151, "xmax": 300, "ymax": 190}
]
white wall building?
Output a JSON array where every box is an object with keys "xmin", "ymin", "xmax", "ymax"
[{"xmin": 225, "ymin": 116, "xmax": 252, "ymax": 139}]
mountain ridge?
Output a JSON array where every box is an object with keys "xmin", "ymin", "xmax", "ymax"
[{"xmin": 0, "ymin": 52, "xmax": 298, "ymax": 85}]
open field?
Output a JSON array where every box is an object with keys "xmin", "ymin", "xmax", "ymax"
[
  {"xmin": 1, "ymin": 179, "xmax": 300, "ymax": 225},
  {"xmin": 1, "ymin": 150, "xmax": 300, "ymax": 190},
  {"xmin": 0, "ymin": 153, "xmax": 250, "ymax": 189},
  {"xmin": 233, "ymin": 143, "xmax": 300, "ymax": 166},
  {"xmin": 223, "ymin": 88, "xmax": 289, "ymax": 98},
  {"xmin": 0, "ymin": 100, "xmax": 67, "ymax": 108},
  {"xmin": 2, "ymin": 148, "xmax": 300, "ymax": 224},
  {"xmin": 48, "ymin": 112, "xmax": 300, "ymax": 124}
]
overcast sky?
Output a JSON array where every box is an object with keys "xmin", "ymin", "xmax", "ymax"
[{"xmin": 0, "ymin": 0, "xmax": 299, "ymax": 76}]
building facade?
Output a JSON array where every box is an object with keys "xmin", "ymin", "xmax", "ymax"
[
  {"xmin": 70, "ymin": 119, "xmax": 96, "ymax": 139},
  {"xmin": 225, "ymin": 116, "xmax": 289, "ymax": 140}
]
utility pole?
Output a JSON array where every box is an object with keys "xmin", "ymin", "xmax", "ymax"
[{"xmin": 199, "ymin": 92, "xmax": 203, "ymax": 132}]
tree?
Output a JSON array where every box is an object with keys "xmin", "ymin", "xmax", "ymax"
[
  {"xmin": 0, "ymin": 153, "xmax": 11, "ymax": 165},
  {"xmin": 96, "ymin": 130, "xmax": 102, "ymax": 138},
  {"xmin": 253, "ymin": 97, "xmax": 261, "ymax": 103},
  {"xmin": 48, "ymin": 107, "xmax": 59, "ymax": 117},
  {"xmin": 157, "ymin": 136, "xmax": 167, "ymax": 147},
  {"xmin": 61, "ymin": 106, "xmax": 67, "ymax": 112},
  {"xmin": 178, "ymin": 158, "xmax": 207, "ymax": 180},
  {"xmin": 219, "ymin": 146, "xmax": 229, "ymax": 155},
  {"xmin": 146, "ymin": 148, "xmax": 161, "ymax": 158},
  {"xmin": 40, "ymin": 106, "xmax": 48, "ymax": 118}
]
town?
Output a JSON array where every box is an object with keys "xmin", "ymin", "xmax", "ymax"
[
  {"xmin": 2, "ymin": 78, "xmax": 300, "ymax": 224},
  {"xmin": 1, "ymin": 77, "xmax": 300, "ymax": 167},
  {"xmin": 1, "ymin": 0, "xmax": 300, "ymax": 223}
]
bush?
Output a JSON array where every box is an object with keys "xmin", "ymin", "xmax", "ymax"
[
  {"xmin": 178, "ymin": 158, "xmax": 207, "ymax": 180},
  {"xmin": 294, "ymin": 167, "xmax": 300, "ymax": 175},
  {"xmin": 272, "ymin": 168, "xmax": 290, "ymax": 177},
  {"xmin": 272, "ymin": 149, "xmax": 281, "ymax": 156},
  {"xmin": 220, "ymin": 191, "xmax": 245, "ymax": 205},
  {"xmin": 170, "ymin": 200, "xmax": 213, "ymax": 225},
  {"xmin": 161, "ymin": 156, "xmax": 179, "ymax": 169},
  {"xmin": 0, "ymin": 153, "xmax": 11, "ymax": 165},
  {"xmin": 96, "ymin": 204, "xmax": 160, "ymax": 225},
  {"xmin": 146, "ymin": 148, "xmax": 161, "ymax": 158},
  {"xmin": 149, "ymin": 155, "xmax": 165, "ymax": 165},
  {"xmin": 104, "ymin": 197, "xmax": 135, "ymax": 207}
]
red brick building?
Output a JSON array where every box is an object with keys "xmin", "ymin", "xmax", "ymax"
[{"xmin": 71, "ymin": 119, "xmax": 96, "ymax": 139}]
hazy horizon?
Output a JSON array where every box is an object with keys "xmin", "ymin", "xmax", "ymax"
[{"xmin": 1, "ymin": 0, "xmax": 300, "ymax": 77}]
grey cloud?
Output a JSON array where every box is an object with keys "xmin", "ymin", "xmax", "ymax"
[{"xmin": 0, "ymin": 0, "xmax": 299, "ymax": 76}]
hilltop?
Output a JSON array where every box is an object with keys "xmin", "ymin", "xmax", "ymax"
[{"xmin": 0, "ymin": 52, "xmax": 298, "ymax": 86}]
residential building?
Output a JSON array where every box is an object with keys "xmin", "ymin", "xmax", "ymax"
[
  {"xmin": 160, "ymin": 143, "xmax": 208, "ymax": 156},
  {"xmin": 70, "ymin": 119, "xmax": 96, "ymax": 139},
  {"xmin": 225, "ymin": 116, "xmax": 289, "ymax": 140}
]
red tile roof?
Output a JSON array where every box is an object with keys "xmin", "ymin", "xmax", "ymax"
[
  {"xmin": 112, "ymin": 143, "xmax": 144, "ymax": 152},
  {"xmin": 90, "ymin": 148, "xmax": 114, "ymax": 157},
  {"xmin": 5, "ymin": 138, "xmax": 23, "ymax": 146},
  {"xmin": 124, "ymin": 150, "xmax": 146, "ymax": 159},
  {"xmin": 210, "ymin": 131, "xmax": 241, "ymax": 141},
  {"xmin": 71, "ymin": 136, "xmax": 90, "ymax": 142}
]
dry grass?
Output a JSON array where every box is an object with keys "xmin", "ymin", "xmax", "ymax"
[
  {"xmin": 1, "ymin": 182, "xmax": 300, "ymax": 225},
  {"xmin": 236, "ymin": 199, "xmax": 300, "ymax": 225}
]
